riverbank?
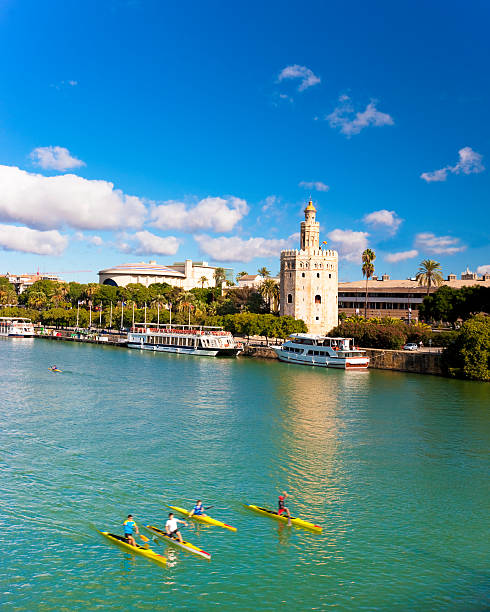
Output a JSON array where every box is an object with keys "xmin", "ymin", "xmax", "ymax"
[{"xmin": 35, "ymin": 328, "xmax": 444, "ymax": 376}]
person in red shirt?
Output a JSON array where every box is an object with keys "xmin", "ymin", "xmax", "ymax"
[{"xmin": 278, "ymin": 491, "xmax": 292, "ymax": 526}]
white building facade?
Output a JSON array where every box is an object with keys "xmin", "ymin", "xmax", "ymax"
[{"xmin": 280, "ymin": 200, "xmax": 338, "ymax": 334}]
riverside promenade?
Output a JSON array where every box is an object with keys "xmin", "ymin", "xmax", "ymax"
[{"xmin": 36, "ymin": 327, "xmax": 444, "ymax": 376}]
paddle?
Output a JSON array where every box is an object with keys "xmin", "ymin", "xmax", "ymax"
[{"xmin": 139, "ymin": 533, "xmax": 149, "ymax": 542}]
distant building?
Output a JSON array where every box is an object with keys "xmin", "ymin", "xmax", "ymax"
[
  {"xmin": 339, "ymin": 271, "xmax": 490, "ymax": 321},
  {"xmin": 280, "ymin": 200, "xmax": 338, "ymax": 334},
  {"xmin": 3, "ymin": 272, "xmax": 61, "ymax": 294},
  {"xmin": 237, "ymin": 274, "xmax": 279, "ymax": 289},
  {"xmin": 98, "ymin": 259, "xmax": 233, "ymax": 290}
]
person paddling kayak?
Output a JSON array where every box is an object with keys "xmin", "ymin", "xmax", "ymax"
[
  {"xmin": 278, "ymin": 491, "xmax": 292, "ymax": 526},
  {"xmin": 166, "ymin": 512, "xmax": 187, "ymax": 543},
  {"xmin": 188, "ymin": 500, "xmax": 206, "ymax": 518},
  {"xmin": 123, "ymin": 514, "xmax": 140, "ymax": 546}
]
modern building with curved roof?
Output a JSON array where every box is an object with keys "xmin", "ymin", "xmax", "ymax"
[{"xmin": 98, "ymin": 259, "xmax": 233, "ymax": 290}]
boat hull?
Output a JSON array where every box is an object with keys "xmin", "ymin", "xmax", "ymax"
[
  {"xmin": 144, "ymin": 524, "xmax": 211, "ymax": 559},
  {"xmin": 99, "ymin": 531, "xmax": 167, "ymax": 566},
  {"xmin": 167, "ymin": 505, "xmax": 237, "ymax": 532},
  {"xmin": 274, "ymin": 348, "xmax": 368, "ymax": 369},
  {"xmin": 245, "ymin": 504, "xmax": 322, "ymax": 533}
]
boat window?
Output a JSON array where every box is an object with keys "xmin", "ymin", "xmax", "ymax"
[{"xmin": 308, "ymin": 350, "xmax": 314, "ymax": 355}]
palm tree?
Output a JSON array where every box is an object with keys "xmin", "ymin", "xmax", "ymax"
[
  {"xmin": 28, "ymin": 291, "xmax": 48, "ymax": 310},
  {"xmin": 213, "ymin": 267, "xmax": 226, "ymax": 287},
  {"xmin": 257, "ymin": 267, "xmax": 271, "ymax": 278},
  {"xmin": 416, "ymin": 259, "xmax": 443, "ymax": 295},
  {"xmin": 236, "ymin": 271, "xmax": 248, "ymax": 283},
  {"xmin": 0, "ymin": 284, "xmax": 18, "ymax": 306},
  {"xmin": 199, "ymin": 276, "xmax": 208, "ymax": 288},
  {"xmin": 362, "ymin": 248, "xmax": 376, "ymax": 319},
  {"xmin": 259, "ymin": 278, "xmax": 278, "ymax": 313}
]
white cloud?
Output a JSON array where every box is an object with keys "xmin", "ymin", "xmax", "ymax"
[
  {"xmin": 30, "ymin": 146, "xmax": 85, "ymax": 171},
  {"xmin": 363, "ymin": 209, "xmax": 402, "ymax": 235},
  {"xmin": 0, "ymin": 224, "xmax": 68, "ymax": 255},
  {"xmin": 326, "ymin": 96, "xmax": 394, "ymax": 137},
  {"xmin": 0, "ymin": 165, "xmax": 146, "ymax": 231},
  {"xmin": 74, "ymin": 232, "xmax": 104, "ymax": 246},
  {"xmin": 194, "ymin": 233, "xmax": 297, "ymax": 263},
  {"xmin": 477, "ymin": 265, "xmax": 490, "ymax": 275},
  {"xmin": 120, "ymin": 230, "xmax": 181, "ymax": 255},
  {"xmin": 385, "ymin": 249, "xmax": 419, "ymax": 263},
  {"xmin": 261, "ymin": 195, "xmax": 279, "ymax": 212},
  {"xmin": 326, "ymin": 228, "xmax": 369, "ymax": 262},
  {"xmin": 277, "ymin": 65, "xmax": 321, "ymax": 91},
  {"xmin": 415, "ymin": 232, "xmax": 465, "ymax": 255},
  {"xmin": 421, "ymin": 147, "xmax": 484, "ymax": 182},
  {"xmin": 151, "ymin": 196, "xmax": 249, "ymax": 233},
  {"xmin": 299, "ymin": 181, "xmax": 330, "ymax": 192}
]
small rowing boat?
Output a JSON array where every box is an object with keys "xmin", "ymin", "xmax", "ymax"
[
  {"xmin": 144, "ymin": 524, "xmax": 211, "ymax": 560},
  {"xmin": 245, "ymin": 504, "xmax": 322, "ymax": 532},
  {"xmin": 99, "ymin": 531, "xmax": 167, "ymax": 566},
  {"xmin": 49, "ymin": 368, "xmax": 62, "ymax": 372},
  {"xmin": 167, "ymin": 505, "xmax": 237, "ymax": 532}
]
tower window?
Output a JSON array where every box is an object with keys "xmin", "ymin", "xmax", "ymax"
[
  {"xmin": 289, "ymin": 273, "xmax": 291, "ymax": 278},
  {"xmin": 315, "ymin": 295, "xmax": 321, "ymax": 304},
  {"xmin": 315, "ymin": 316, "xmax": 319, "ymax": 321},
  {"xmin": 317, "ymin": 273, "xmax": 320, "ymax": 278},
  {"xmin": 329, "ymin": 273, "xmax": 332, "ymax": 278},
  {"xmin": 302, "ymin": 272, "xmax": 305, "ymax": 277},
  {"xmin": 287, "ymin": 294, "xmax": 292, "ymax": 303}
]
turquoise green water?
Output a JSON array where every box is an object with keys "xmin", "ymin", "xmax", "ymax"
[{"xmin": 1, "ymin": 338, "xmax": 489, "ymax": 611}]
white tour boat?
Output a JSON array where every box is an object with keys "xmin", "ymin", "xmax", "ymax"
[
  {"xmin": 0, "ymin": 317, "xmax": 35, "ymax": 337},
  {"xmin": 127, "ymin": 324, "xmax": 241, "ymax": 357},
  {"xmin": 273, "ymin": 333, "xmax": 369, "ymax": 369}
]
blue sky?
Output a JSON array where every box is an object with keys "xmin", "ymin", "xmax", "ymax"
[{"xmin": 0, "ymin": 0, "xmax": 489, "ymax": 283}]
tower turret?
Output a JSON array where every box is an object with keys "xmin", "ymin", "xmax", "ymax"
[{"xmin": 300, "ymin": 199, "xmax": 320, "ymax": 251}]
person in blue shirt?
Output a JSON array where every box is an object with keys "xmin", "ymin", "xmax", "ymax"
[
  {"xmin": 123, "ymin": 514, "xmax": 139, "ymax": 546},
  {"xmin": 188, "ymin": 500, "xmax": 206, "ymax": 518}
]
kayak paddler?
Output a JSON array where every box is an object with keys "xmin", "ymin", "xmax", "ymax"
[
  {"xmin": 278, "ymin": 491, "xmax": 292, "ymax": 526},
  {"xmin": 188, "ymin": 499, "xmax": 206, "ymax": 518},
  {"xmin": 166, "ymin": 512, "xmax": 187, "ymax": 543},
  {"xmin": 123, "ymin": 514, "xmax": 140, "ymax": 546}
]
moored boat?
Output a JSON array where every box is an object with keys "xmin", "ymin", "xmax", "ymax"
[
  {"xmin": 273, "ymin": 334, "xmax": 369, "ymax": 369},
  {"xmin": 144, "ymin": 524, "xmax": 211, "ymax": 559},
  {"xmin": 128, "ymin": 324, "xmax": 241, "ymax": 357},
  {"xmin": 99, "ymin": 531, "xmax": 167, "ymax": 566},
  {"xmin": 167, "ymin": 505, "xmax": 237, "ymax": 532},
  {"xmin": 0, "ymin": 317, "xmax": 35, "ymax": 337},
  {"xmin": 245, "ymin": 504, "xmax": 322, "ymax": 532}
]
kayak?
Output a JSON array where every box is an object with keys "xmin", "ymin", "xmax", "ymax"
[
  {"xmin": 49, "ymin": 368, "xmax": 62, "ymax": 372},
  {"xmin": 99, "ymin": 531, "xmax": 167, "ymax": 566},
  {"xmin": 245, "ymin": 504, "xmax": 322, "ymax": 533},
  {"xmin": 144, "ymin": 524, "xmax": 211, "ymax": 560},
  {"xmin": 167, "ymin": 505, "xmax": 237, "ymax": 532}
]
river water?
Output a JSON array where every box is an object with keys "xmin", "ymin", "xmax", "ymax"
[{"xmin": 1, "ymin": 338, "xmax": 489, "ymax": 611}]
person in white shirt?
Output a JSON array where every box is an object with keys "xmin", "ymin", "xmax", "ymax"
[{"xmin": 165, "ymin": 512, "xmax": 187, "ymax": 543}]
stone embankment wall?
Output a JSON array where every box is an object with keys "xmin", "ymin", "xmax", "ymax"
[
  {"xmin": 363, "ymin": 348, "xmax": 443, "ymax": 376},
  {"xmin": 241, "ymin": 344, "xmax": 444, "ymax": 376}
]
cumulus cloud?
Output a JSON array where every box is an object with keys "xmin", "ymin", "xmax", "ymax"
[
  {"xmin": 0, "ymin": 165, "xmax": 146, "ymax": 231},
  {"xmin": 119, "ymin": 231, "xmax": 181, "ymax": 256},
  {"xmin": 363, "ymin": 209, "xmax": 402, "ymax": 235},
  {"xmin": 194, "ymin": 233, "xmax": 297, "ymax": 263},
  {"xmin": 277, "ymin": 65, "xmax": 321, "ymax": 91},
  {"xmin": 74, "ymin": 232, "xmax": 104, "ymax": 246},
  {"xmin": 151, "ymin": 196, "xmax": 249, "ymax": 233},
  {"xmin": 421, "ymin": 147, "xmax": 484, "ymax": 182},
  {"xmin": 326, "ymin": 229, "xmax": 369, "ymax": 262},
  {"xmin": 0, "ymin": 224, "xmax": 68, "ymax": 255},
  {"xmin": 415, "ymin": 232, "xmax": 465, "ymax": 255},
  {"xmin": 385, "ymin": 249, "xmax": 418, "ymax": 263},
  {"xmin": 30, "ymin": 146, "xmax": 86, "ymax": 171},
  {"xmin": 261, "ymin": 195, "xmax": 280, "ymax": 212},
  {"xmin": 326, "ymin": 96, "xmax": 394, "ymax": 137},
  {"xmin": 477, "ymin": 265, "xmax": 490, "ymax": 275},
  {"xmin": 299, "ymin": 181, "xmax": 330, "ymax": 192}
]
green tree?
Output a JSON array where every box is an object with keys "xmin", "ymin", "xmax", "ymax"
[
  {"xmin": 199, "ymin": 276, "xmax": 208, "ymax": 288},
  {"xmin": 259, "ymin": 278, "xmax": 279, "ymax": 313},
  {"xmin": 444, "ymin": 314, "xmax": 490, "ymax": 381},
  {"xmin": 361, "ymin": 248, "xmax": 376, "ymax": 318},
  {"xmin": 236, "ymin": 271, "xmax": 248, "ymax": 283},
  {"xmin": 28, "ymin": 291, "xmax": 48, "ymax": 310},
  {"xmin": 416, "ymin": 259, "xmax": 443, "ymax": 295},
  {"xmin": 0, "ymin": 279, "xmax": 18, "ymax": 305},
  {"xmin": 213, "ymin": 267, "xmax": 227, "ymax": 287},
  {"xmin": 257, "ymin": 266, "xmax": 270, "ymax": 278}
]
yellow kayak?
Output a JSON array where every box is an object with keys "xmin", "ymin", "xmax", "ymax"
[
  {"xmin": 99, "ymin": 531, "xmax": 167, "ymax": 566},
  {"xmin": 245, "ymin": 504, "xmax": 322, "ymax": 533},
  {"xmin": 144, "ymin": 524, "xmax": 211, "ymax": 560},
  {"xmin": 167, "ymin": 505, "xmax": 237, "ymax": 532}
]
